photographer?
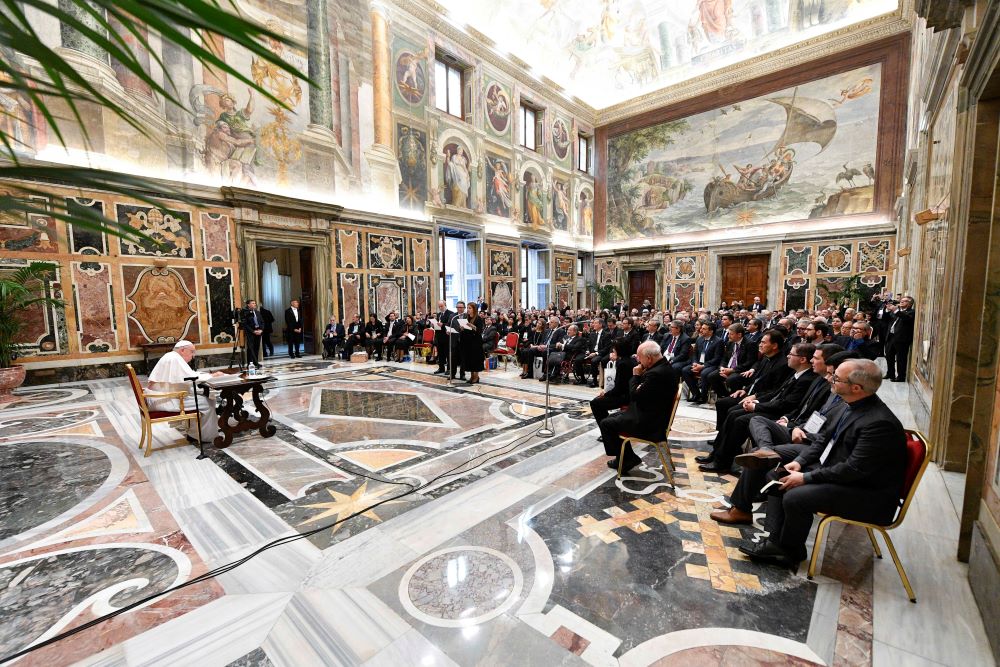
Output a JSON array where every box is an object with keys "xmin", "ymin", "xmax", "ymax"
[{"xmin": 883, "ymin": 295, "xmax": 915, "ymax": 382}]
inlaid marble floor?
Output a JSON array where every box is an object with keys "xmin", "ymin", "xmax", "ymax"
[{"xmin": 0, "ymin": 357, "xmax": 993, "ymax": 666}]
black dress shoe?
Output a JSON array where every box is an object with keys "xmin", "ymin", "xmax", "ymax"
[
  {"xmin": 694, "ymin": 454, "xmax": 714, "ymax": 464},
  {"xmin": 607, "ymin": 458, "xmax": 619, "ymax": 469},
  {"xmin": 433, "ymin": 369, "xmax": 445, "ymax": 374},
  {"xmin": 739, "ymin": 541, "xmax": 799, "ymax": 568},
  {"xmin": 619, "ymin": 456, "xmax": 642, "ymax": 474},
  {"xmin": 698, "ymin": 462, "xmax": 732, "ymax": 474},
  {"xmin": 588, "ymin": 382, "xmax": 598, "ymax": 388}
]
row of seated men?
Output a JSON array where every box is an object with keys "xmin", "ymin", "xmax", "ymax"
[{"xmin": 589, "ymin": 335, "xmax": 907, "ymax": 570}]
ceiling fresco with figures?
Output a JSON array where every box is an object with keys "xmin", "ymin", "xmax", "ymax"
[{"xmin": 433, "ymin": 0, "xmax": 899, "ymax": 109}]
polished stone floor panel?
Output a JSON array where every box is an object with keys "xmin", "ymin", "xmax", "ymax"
[{"xmin": 0, "ymin": 360, "xmax": 992, "ymax": 666}]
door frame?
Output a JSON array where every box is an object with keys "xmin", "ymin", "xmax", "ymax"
[
  {"xmin": 707, "ymin": 242, "xmax": 781, "ymax": 311},
  {"xmin": 622, "ymin": 262, "xmax": 661, "ymax": 310}
]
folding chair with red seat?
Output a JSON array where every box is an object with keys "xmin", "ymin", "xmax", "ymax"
[
  {"xmin": 806, "ymin": 429, "xmax": 932, "ymax": 602},
  {"xmin": 411, "ymin": 327, "xmax": 435, "ymax": 360},
  {"xmin": 492, "ymin": 332, "xmax": 519, "ymax": 370}
]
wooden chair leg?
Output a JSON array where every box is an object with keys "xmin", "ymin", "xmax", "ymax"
[
  {"xmin": 879, "ymin": 528, "xmax": 916, "ymax": 602},
  {"xmin": 617, "ymin": 437, "xmax": 629, "ymax": 479},
  {"xmin": 654, "ymin": 444, "xmax": 674, "ymax": 485},
  {"xmin": 137, "ymin": 419, "xmax": 146, "ymax": 452},
  {"xmin": 866, "ymin": 527, "xmax": 883, "ymax": 559},
  {"xmin": 807, "ymin": 516, "xmax": 833, "ymax": 580},
  {"xmin": 143, "ymin": 422, "xmax": 154, "ymax": 457}
]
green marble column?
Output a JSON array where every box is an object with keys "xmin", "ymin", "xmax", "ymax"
[
  {"xmin": 58, "ymin": 0, "xmax": 109, "ymax": 64},
  {"xmin": 307, "ymin": 0, "xmax": 334, "ymax": 129}
]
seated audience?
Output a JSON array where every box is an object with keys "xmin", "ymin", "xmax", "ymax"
[
  {"xmin": 682, "ymin": 321, "xmax": 723, "ymax": 403},
  {"xmin": 322, "ymin": 316, "xmax": 345, "ymax": 358}
]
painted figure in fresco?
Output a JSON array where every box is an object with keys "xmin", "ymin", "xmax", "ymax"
[
  {"xmin": 829, "ymin": 77, "xmax": 874, "ymax": 106},
  {"xmin": 397, "ymin": 126, "xmax": 425, "ymax": 173},
  {"xmin": 694, "ymin": 0, "xmax": 735, "ymax": 42},
  {"xmin": 488, "ymin": 159, "xmax": 512, "ymax": 217},
  {"xmin": 486, "ymin": 84, "xmax": 510, "ymax": 128},
  {"xmin": 443, "ymin": 144, "xmax": 472, "ymax": 208},
  {"xmin": 552, "ymin": 181, "xmax": 570, "ymax": 231},
  {"xmin": 193, "ymin": 87, "xmax": 258, "ymax": 186},
  {"xmin": 523, "ymin": 173, "xmax": 548, "ymax": 228},
  {"xmin": 578, "ymin": 191, "xmax": 594, "ymax": 236}
]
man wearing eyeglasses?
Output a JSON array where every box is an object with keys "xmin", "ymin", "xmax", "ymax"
[
  {"xmin": 736, "ymin": 359, "xmax": 907, "ymax": 568},
  {"xmin": 846, "ymin": 321, "xmax": 879, "ymax": 360}
]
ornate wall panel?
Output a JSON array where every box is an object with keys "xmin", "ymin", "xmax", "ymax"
[
  {"xmin": 72, "ymin": 261, "xmax": 118, "ymax": 353},
  {"xmin": 596, "ymin": 258, "xmax": 621, "ymax": 286},
  {"xmin": 0, "ymin": 257, "xmax": 66, "ymax": 356},
  {"xmin": 123, "ymin": 266, "xmax": 200, "ymax": 346},
  {"xmin": 368, "ymin": 233, "xmax": 406, "ymax": 270},
  {"xmin": 200, "ymin": 212, "xmax": 232, "ymax": 262},
  {"xmin": 67, "ymin": 198, "xmax": 107, "ymax": 255},
  {"xmin": 336, "ymin": 229, "xmax": 362, "ymax": 269},
  {"xmin": 204, "ymin": 267, "xmax": 236, "ymax": 344},
  {"xmin": 663, "ymin": 251, "xmax": 707, "ymax": 312},
  {"xmin": 0, "ymin": 194, "xmax": 58, "ymax": 254},
  {"xmin": 410, "ymin": 237, "xmax": 430, "ymax": 272},
  {"xmin": 116, "ymin": 204, "xmax": 194, "ymax": 258},
  {"xmin": 411, "ymin": 274, "xmax": 431, "ymax": 316},
  {"xmin": 339, "ymin": 272, "xmax": 364, "ymax": 320},
  {"xmin": 778, "ymin": 235, "xmax": 894, "ymax": 310},
  {"xmin": 554, "ymin": 252, "xmax": 577, "ymax": 309},
  {"xmin": 370, "ymin": 275, "xmax": 406, "ymax": 321}
]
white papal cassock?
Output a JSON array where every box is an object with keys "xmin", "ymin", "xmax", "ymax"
[{"xmin": 146, "ymin": 342, "xmax": 219, "ymax": 442}]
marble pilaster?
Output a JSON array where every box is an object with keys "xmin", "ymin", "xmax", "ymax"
[
  {"xmin": 57, "ymin": 0, "xmax": 109, "ymax": 63},
  {"xmin": 366, "ymin": 2, "xmax": 401, "ymax": 197}
]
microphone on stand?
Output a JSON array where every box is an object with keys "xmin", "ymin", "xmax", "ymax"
[{"xmin": 538, "ymin": 322, "xmax": 573, "ymax": 438}]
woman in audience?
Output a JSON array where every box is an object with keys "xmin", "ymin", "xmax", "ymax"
[
  {"xmin": 519, "ymin": 321, "xmax": 545, "ymax": 379},
  {"xmin": 390, "ymin": 315, "xmax": 415, "ymax": 362},
  {"xmin": 460, "ymin": 303, "xmax": 486, "ymax": 384}
]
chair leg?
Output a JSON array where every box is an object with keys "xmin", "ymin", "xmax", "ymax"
[
  {"xmin": 137, "ymin": 420, "xmax": 146, "ymax": 453},
  {"xmin": 143, "ymin": 422, "xmax": 153, "ymax": 457},
  {"xmin": 617, "ymin": 438, "xmax": 629, "ymax": 479},
  {"xmin": 653, "ymin": 444, "xmax": 674, "ymax": 485},
  {"xmin": 879, "ymin": 528, "xmax": 916, "ymax": 602},
  {"xmin": 807, "ymin": 516, "xmax": 833, "ymax": 580},
  {"xmin": 866, "ymin": 527, "xmax": 883, "ymax": 559}
]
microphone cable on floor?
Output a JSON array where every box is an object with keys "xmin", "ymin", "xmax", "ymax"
[{"xmin": 0, "ymin": 420, "xmax": 549, "ymax": 665}]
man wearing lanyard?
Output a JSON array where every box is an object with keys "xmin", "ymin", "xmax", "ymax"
[{"xmin": 735, "ymin": 359, "xmax": 907, "ymax": 568}]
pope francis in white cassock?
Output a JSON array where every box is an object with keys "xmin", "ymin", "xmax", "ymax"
[{"xmin": 146, "ymin": 340, "xmax": 225, "ymax": 442}]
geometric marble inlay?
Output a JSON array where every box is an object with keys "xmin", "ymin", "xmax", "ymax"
[
  {"xmin": 669, "ymin": 417, "xmax": 718, "ymax": 441},
  {"xmin": 337, "ymin": 448, "xmax": 423, "ymax": 471},
  {"xmin": 400, "ymin": 546, "xmax": 524, "ymax": 627},
  {"xmin": 317, "ymin": 389, "xmax": 442, "ymax": 424}
]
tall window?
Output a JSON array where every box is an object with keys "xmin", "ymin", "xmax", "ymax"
[
  {"xmin": 525, "ymin": 247, "xmax": 550, "ymax": 308},
  {"xmin": 435, "ymin": 57, "xmax": 463, "ymax": 119},
  {"xmin": 519, "ymin": 104, "xmax": 539, "ymax": 151},
  {"xmin": 577, "ymin": 134, "xmax": 592, "ymax": 173},
  {"xmin": 443, "ymin": 236, "xmax": 481, "ymax": 307}
]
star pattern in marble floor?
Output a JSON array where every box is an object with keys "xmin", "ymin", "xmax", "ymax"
[{"xmin": 298, "ymin": 480, "xmax": 407, "ymax": 535}]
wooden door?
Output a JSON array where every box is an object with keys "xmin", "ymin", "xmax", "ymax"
[
  {"xmin": 628, "ymin": 270, "xmax": 656, "ymax": 310},
  {"xmin": 720, "ymin": 255, "xmax": 769, "ymax": 306},
  {"xmin": 299, "ymin": 247, "xmax": 315, "ymax": 353}
]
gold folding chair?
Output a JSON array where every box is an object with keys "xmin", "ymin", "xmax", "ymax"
[
  {"xmin": 806, "ymin": 429, "xmax": 931, "ymax": 602},
  {"xmin": 618, "ymin": 385, "xmax": 684, "ymax": 484},
  {"xmin": 125, "ymin": 363, "xmax": 201, "ymax": 457}
]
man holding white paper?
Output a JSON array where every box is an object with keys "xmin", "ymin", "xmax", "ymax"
[{"xmin": 734, "ymin": 359, "xmax": 907, "ymax": 568}]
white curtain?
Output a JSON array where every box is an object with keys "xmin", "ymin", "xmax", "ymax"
[{"xmin": 261, "ymin": 260, "xmax": 290, "ymax": 321}]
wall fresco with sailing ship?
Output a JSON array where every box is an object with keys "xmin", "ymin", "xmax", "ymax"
[{"xmin": 606, "ymin": 63, "xmax": 882, "ymax": 240}]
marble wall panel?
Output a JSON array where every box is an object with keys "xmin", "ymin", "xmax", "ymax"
[
  {"xmin": 0, "ymin": 213, "xmax": 57, "ymax": 254},
  {"xmin": 817, "ymin": 243, "xmax": 854, "ymax": 273},
  {"xmin": 370, "ymin": 275, "xmax": 406, "ymax": 320},
  {"xmin": 785, "ymin": 245, "xmax": 812, "ymax": 274},
  {"xmin": 410, "ymin": 237, "xmax": 430, "ymax": 272},
  {"xmin": 205, "ymin": 267, "xmax": 236, "ymax": 344},
  {"xmin": 2, "ymin": 259, "xmax": 66, "ymax": 355},
  {"xmin": 337, "ymin": 229, "xmax": 362, "ymax": 269},
  {"xmin": 673, "ymin": 282, "xmax": 697, "ymax": 312},
  {"xmin": 67, "ymin": 198, "xmax": 107, "ymax": 255},
  {"xmin": 784, "ymin": 276, "xmax": 809, "ymax": 311},
  {"xmin": 663, "ymin": 251, "xmax": 707, "ymax": 311},
  {"xmin": 858, "ymin": 239, "xmax": 890, "ymax": 272},
  {"xmin": 123, "ymin": 265, "xmax": 199, "ymax": 346},
  {"xmin": 411, "ymin": 275, "xmax": 430, "ymax": 316},
  {"xmin": 779, "ymin": 236, "xmax": 893, "ymax": 311},
  {"xmin": 368, "ymin": 233, "xmax": 405, "ymax": 271},
  {"xmin": 339, "ymin": 272, "xmax": 363, "ymax": 320},
  {"xmin": 200, "ymin": 212, "xmax": 231, "ymax": 262},
  {"xmin": 489, "ymin": 249, "xmax": 514, "ymax": 277},
  {"xmin": 815, "ymin": 277, "xmax": 846, "ymax": 310},
  {"xmin": 116, "ymin": 204, "xmax": 194, "ymax": 258},
  {"xmin": 71, "ymin": 261, "xmax": 118, "ymax": 353},
  {"xmin": 597, "ymin": 258, "xmax": 621, "ymax": 286}
]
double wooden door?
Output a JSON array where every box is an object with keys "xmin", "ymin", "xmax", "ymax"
[
  {"xmin": 720, "ymin": 254, "xmax": 769, "ymax": 306},
  {"xmin": 628, "ymin": 270, "xmax": 656, "ymax": 310}
]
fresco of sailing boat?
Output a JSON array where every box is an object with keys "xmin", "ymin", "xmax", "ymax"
[{"xmin": 606, "ymin": 63, "xmax": 881, "ymax": 240}]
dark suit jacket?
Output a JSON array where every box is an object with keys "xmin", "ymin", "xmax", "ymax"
[
  {"xmin": 587, "ymin": 329, "xmax": 614, "ymax": 357},
  {"xmin": 618, "ymin": 328, "xmax": 641, "ymax": 356},
  {"xmin": 640, "ymin": 331, "xmax": 663, "ymax": 346},
  {"xmin": 539, "ymin": 327, "xmax": 566, "ymax": 349},
  {"xmin": 719, "ymin": 338, "xmax": 757, "ymax": 373},
  {"xmin": 240, "ymin": 308, "xmax": 264, "ymax": 333},
  {"xmin": 796, "ymin": 393, "xmax": 907, "ymax": 496},
  {"xmin": 845, "ymin": 337, "xmax": 880, "ymax": 360},
  {"xmin": 887, "ymin": 308, "xmax": 915, "ymax": 344},
  {"xmin": 324, "ymin": 323, "xmax": 345, "ymax": 339},
  {"xmin": 692, "ymin": 336, "xmax": 723, "ymax": 368},
  {"xmin": 750, "ymin": 303, "xmax": 765, "ymax": 313},
  {"xmin": 755, "ymin": 369, "xmax": 817, "ymax": 416},
  {"xmin": 788, "ymin": 375, "xmax": 832, "ymax": 424},
  {"xmin": 624, "ymin": 359, "xmax": 680, "ymax": 437},
  {"xmin": 260, "ymin": 307, "xmax": 275, "ymax": 333},
  {"xmin": 745, "ymin": 354, "xmax": 792, "ymax": 396},
  {"xmin": 285, "ymin": 307, "xmax": 303, "ymax": 330},
  {"xmin": 660, "ymin": 333, "xmax": 691, "ymax": 364},
  {"xmin": 347, "ymin": 322, "xmax": 363, "ymax": 338}
]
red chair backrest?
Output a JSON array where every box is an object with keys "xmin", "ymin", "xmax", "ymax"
[
  {"xmin": 503, "ymin": 332, "xmax": 519, "ymax": 350},
  {"xmin": 421, "ymin": 327, "xmax": 434, "ymax": 343},
  {"xmin": 124, "ymin": 364, "xmax": 147, "ymax": 412},
  {"xmin": 902, "ymin": 431, "xmax": 927, "ymax": 498}
]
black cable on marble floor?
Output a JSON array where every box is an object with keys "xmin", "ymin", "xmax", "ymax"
[{"xmin": 0, "ymin": 422, "xmax": 549, "ymax": 664}]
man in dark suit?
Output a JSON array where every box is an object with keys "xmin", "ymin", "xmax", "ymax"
[
  {"xmin": 870, "ymin": 291, "xmax": 893, "ymax": 356},
  {"xmin": 433, "ymin": 300, "xmax": 456, "ymax": 375},
  {"xmin": 617, "ymin": 317, "xmax": 641, "ymax": 357},
  {"xmin": 598, "ymin": 341, "xmax": 680, "ymax": 473},
  {"xmin": 682, "ymin": 321, "xmax": 723, "ymax": 403},
  {"xmin": 710, "ymin": 348, "xmax": 853, "ymax": 526},
  {"xmin": 640, "ymin": 320, "xmax": 663, "ymax": 347},
  {"xmin": 844, "ymin": 322, "xmax": 880, "ymax": 360},
  {"xmin": 522, "ymin": 316, "xmax": 565, "ymax": 379},
  {"xmin": 744, "ymin": 318, "xmax": 764, "ymax": 345},
  {"xmin": 699, "ymin": 342, "xmax": 816, "ymax": 474},
  {"xmin": 750, "ymin": 296, "xmax": 765, "ymax": 313},
  {"xmin": 344, "ymin": 315, "xmax": 364, "ymax": 359},
  {"xmin": 660, "ymin": 320, "xmax": 692, "ymax": 372},
  {"xmin": 285, "ymin": 299, "xmax": 304, "ymax": 358},
  {"xmin": 575, "ymin": 318, "xmax": 613, "ymax": 386},
  {"xmin": 259, "ymin": 305, "xmax": 275, "ymax": 358},
  {"xmin": 704, "ymin": 323, "xmax": 757, "ymax": 398},
  {"xmin": 240, "ymin": 299, "xmax": 265, "ymax": 365},
  {"xmin": 322, "ymin": 316, "xmax": 345, "ymax": 358},
  {"xmin": 546, "ymin": 324, "xmax": 587, "ymax": 382},
  {"xmin": 737, "ymin": 359, "xmax": 907, "ymax": 567},
  {"xmin": 589, "ymin": 341, "xmax": 635, "ymax": 431},
  {"xmin": 883, "ymin": 295, "xmax": 915, "ymax": 381}
]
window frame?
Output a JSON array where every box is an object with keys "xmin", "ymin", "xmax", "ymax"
[
  {"xmin": 577, "ymin": 133, "xmax": 592, "ymax": 174},
  {"xmin": 435, "ymin": 56, "xmax": 465, "ymax": 120},
  {"xmin": 519, "ymin": 102, "xmax": 541, "ymax": 152}
]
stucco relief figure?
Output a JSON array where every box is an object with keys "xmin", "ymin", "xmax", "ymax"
[
  {"xmin": 442, "ymin": 143, "xmax": 471, "ymax": 208},
  {"xmin": 191, "ymin": 86, "xmax": 258, "ymax": 186}
]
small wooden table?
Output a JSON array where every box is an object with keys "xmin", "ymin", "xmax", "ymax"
[{"xmin": 198, "ymin": 374, "xmax": 276, "ymax": 449}]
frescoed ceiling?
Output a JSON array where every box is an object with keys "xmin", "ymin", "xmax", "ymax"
[{"xmin": 429, "ymin": 0, "xmax": 899, "ymax": 110}]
